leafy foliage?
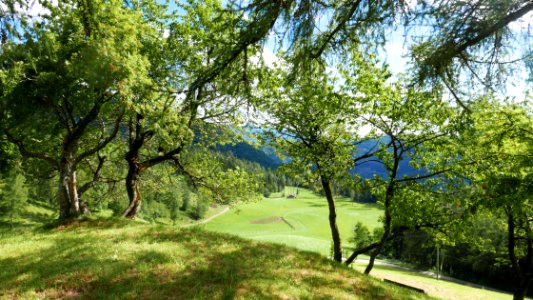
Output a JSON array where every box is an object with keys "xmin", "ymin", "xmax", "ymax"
[{"xmin": 0, "ymin": 172, "xmax": 28, "ymax": 221}]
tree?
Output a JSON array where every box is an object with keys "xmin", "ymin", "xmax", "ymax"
[
  {"xmin": 120, "ymin": 0, "xmax": 270, "ymax": 218},
  {"xmin": 457, "ymin": 99, "xmax": 533, "ymax": 300},
  {"xmin": 212, "ymin": 0, "xmax": 533, "ymax": 92},
  {"xmin": 196, "ymin": 0, "xmax": 533, "ymax": 109},
  {"xmin": 161, "ymin": 0, "xmax": 403, "ymax": 93},
  {"xmin": 0, "ymin": 0, "xmax": 31, "ymax": 44},
  {"xmin": 0, "ymin": 171, "xmax": 29, "ymax": 222},
  {"xmin": 0, "ymin": 0, "xmax": 152, "ymax": 219},
  {"xmin": 261, "ymin": 63, "xmax": 362, "ymax": 262},
  {"xmin": 176, "ymin": 146, "xmax": 262, "ymax": 205},
  {"xmin": 181, "ymin": 186, "xmax": 191, "ymax": 212},
  {"xmin": 191, "ymin": 193, "xmax": 208, "ymax": 220},
  {"xmin": 340, "ymin": 61, "xmax": 460, "ymax": 273}
]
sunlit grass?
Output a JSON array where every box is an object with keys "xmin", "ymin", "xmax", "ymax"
[
  {"xmin": 352, "ymin": 263, "xmax": 512, "ymax": 300},
  {"xmin": 0, "ymin": 202, "xmax": 57, "ymax": 228},
  {"xmin": 204, "ymin": 187, "xmax": 514, "ymax": 300},
  {"xmin": 0, "ymin": 218, "xmax": 431, "ymax": 299},
  {"xmin": 204, "ymin": 186, "xmax": 382, "ymax": 256},
  {"xmin": 0, "ymin": 189, "xmax": 513, "ymax": 299}
]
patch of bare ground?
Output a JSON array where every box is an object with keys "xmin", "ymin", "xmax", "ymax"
[
  {"xmin": 250, "ymin": 216, "xmax": 283, "ymax": 224},
  {"xmin": 39, "ymin": 288, "xmax": 84, "ymax": 299}
]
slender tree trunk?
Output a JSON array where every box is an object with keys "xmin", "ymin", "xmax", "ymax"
[
  {"xmin": 365, "ymin": 144, "xmax": 399, "ymax": 274},
  {"xmin": 58, "ymin": 165, "xmax": 72, "ymax": 219},
  {"xmin": 507, "ymin": 207, "xmax": 523, "ymax": 300},
  {"xmin": 364, "ymin": 181, "xmax": 393, "ymax": 274},
  {"xmin": 507, "ymin": 207, "xmax": 533, "ymax": 300},
  {"xmin": 321, "ymin": 177, "xmax": 342, "ymax": 262}
]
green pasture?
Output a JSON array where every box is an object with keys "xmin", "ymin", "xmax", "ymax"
[
  {"xmin": 204, "ymin": 187, "xmax": 383, "ymax": 256},
  {"xmin": 204, "ymin": 187, "xmax": 514, "ymax": 300},
  {"xmin": 0, "ymin": 218, "xmax": 429, "ymax": 300},
  {"xmin": 0, "ymin": 189, "xmax": 515, "ymax": 300}
]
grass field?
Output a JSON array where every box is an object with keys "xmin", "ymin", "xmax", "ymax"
[
  {"xmin": 0, "ymin": 189, "xmax": 514, "ymax": 299},
  {"xmin": 0, "ymin": 217, "xmax": 431, "ymax": 300},
  {"xmin": 204, "ymin": 187, "xmax": 382, "ymax": 256},
  {"xmin": 203, "ymin": 187, "xmax": 514, "ymax": 300}
]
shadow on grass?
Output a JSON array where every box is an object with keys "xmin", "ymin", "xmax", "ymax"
[
  {"xmin": 0, "ymin": 222, "xmax": 426, "ymax": 299},
  {"xmin": 0, "ymin": 220, "xmax": 33, "ymax": 230},
  {"xmin": 0, "ymin": 211, "xmax": 55, "ymax": 231},
  {"xmin": 302, "ymin": 200, "xmax": 327, "ymax": 208},
  {"xmin": 19, "ymin": 210, "xmax": 55, "ymax": 224},
  {"xmin": 336, "ymin": 201, "xmax": 381, "ymax": 210}
]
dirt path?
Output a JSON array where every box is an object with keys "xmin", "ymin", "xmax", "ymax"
[
  {"xmin": 354, "ymin": 259, "xmax": 512, "ymax": 296},
  {"xmin": 182, "ymin": 206, "xmax": 230, "ymax": 227}
]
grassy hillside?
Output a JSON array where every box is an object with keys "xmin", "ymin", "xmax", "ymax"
[
  {"xmin": 203, "ymin": 188, "xmax": 515, "ymax": 300},
  {"xmin": 204, "ymin": 187, "xmax": 382, "ymax": 255},
  {"xmin": 0, "ymin": 201, "xmax": 58, "ymax": 227},
  {"xmin": 0, "ymin": 190, "xmax": 513, "ymax": 299},
  {"xmin": 0, "ymin": 217, "xmax": 430, "ymax": 300}
]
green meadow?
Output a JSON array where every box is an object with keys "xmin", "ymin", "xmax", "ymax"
[
  {"xmin": 205, "ymin": 187, "xmax": 382, "ymax": 255},
  {"xmin": 203, "ymin": 187, "xmax": 514, "ymax": 300},
  {"xmin": 352, "ymin": 263, "xmax": 511, "ymax": 300},
  {"xmin": 0, "ymin": 190, "xmax": 514, "ymax": 299},
  {"xmin": 204, "ymin": 187, "xmax": 382, "ymax": 256}
]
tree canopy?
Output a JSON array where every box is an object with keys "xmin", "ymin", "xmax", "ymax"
[{"xmin": 1, "ymin": 1, "xmax": 532, "ymax": 298}]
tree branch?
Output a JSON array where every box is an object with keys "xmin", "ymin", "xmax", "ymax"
[
  {"xmin": 453, "ymin": 2, "xmax": 533, "ymax": 60},
  {"xmin": 5, "ymin": 131, "xmax": 59, "ymax": 169},
  {"xmin": 75, "ymin": 110, "xmax": 124, "ymax": 164},
  {"xmin": 141, "ymin": 145, "xmax": 185, "ymax": 170},
  {"xmin": 78, "ymin": 154, "xmax": 106, "ymax": 197},
  {"xmin": 310, "ymin": 0, "xmax": 362, "ymax": 59},
  {"xmin": 396, "ymin": 168, "xmax": 451, "ymax": 183}
]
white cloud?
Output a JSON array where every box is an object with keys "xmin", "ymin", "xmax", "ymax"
[
  {"xmin": 382, "ymin": 28, "xmax": 410, "ymax": 76},
  {"xmin": 261, "ymin": 46, "xmax": 278, "ymax": 68},
  {"xmin": 28, "ymin": 0, "xmax": 52, "ymax": 16},
  {"xmin": 404, "ymin": 0, "xmax": 419, "ymax": 11},
  {"xmin": 0, "ymin": 0, "xmax": 56, "ymax": 18},
  {"xmin": 508, "ymin": 10, "xmax": 533, "ymax": 32}
]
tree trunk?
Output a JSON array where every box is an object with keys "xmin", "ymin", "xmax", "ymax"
[
  {"xmin": 345, "ymin": 241, "xmax": 381, "ymax": 265},
  {"xmin": 513, "ymin": 280, "xmax": 530, "ymax": 300},
  {"xmin": 364, "ymin": 184, "xmax": 393, "ymax": 274},
  {"xmin": 321, "ymin": 177, "xmax": 342, "ymax": 262},
  {"xmin": 58, "ymin": 155, "xmax": 82, "ymax": 219},
  {"xmin": 507, "ymin": 207, "xmax": 532, "ymax": 300},
  {"xmin": 123, "ymin": 160, "xmax": 143, "ymax": 218},
  {"xmin": 365, "ymin": 147, "xmax": 398, "ymax": 274}
]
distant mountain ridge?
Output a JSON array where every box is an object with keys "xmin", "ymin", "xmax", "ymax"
[
  {"xmin": 215, "ymin": 142, "xmax": 282, "ymax": 169},
  {"xmin": 351, "ymin": 139, "xmax": 421, "ymax": 179},
  {"xmin": 218, "ymin": 138, "xmax": 421, "ymax": 179}
]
